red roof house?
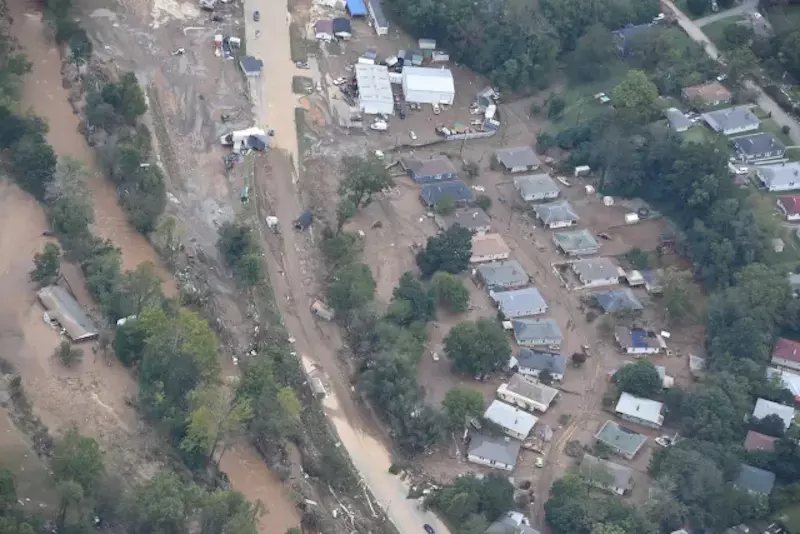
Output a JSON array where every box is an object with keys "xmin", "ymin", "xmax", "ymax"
[
  {"xmin": 743, "ymin": 430, "xmax": 777, "ymax": 452},
  {"xmin": 777, "ymin": 195, "xmax": 800, "ymax": 221},
  {"xmin": 772, "ymin": 338, "xmax": 800, "ymax": 372}
]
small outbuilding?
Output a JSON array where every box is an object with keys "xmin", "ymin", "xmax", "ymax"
[
  {"xmin": 366, "ymin": 0, "xmax": 389, "ymax": 35},
  {"xmin": 239, "ymin": 56, "xmax": 263, "ymax": 77},
  {"xmin": 314, "ymin": 19, "xmax": 334, "ymax": 41},
  {"xmin": 514, "ymin": 174, "xmax": 560, "ymax": 202},
  {"xmin": 332, "ymin": 18, "xmax": 352, "ymax": 39},
  {"xmin": 345, "ymin": 0, "xmax": 367, "ymax": 16},
  {"xmin": 665, "ymin": 107, "xmax": 691, "ymax": 132},
  {"xmin": 495, "ymin": 146, "xmax": 541, "ymax": 174},
  {"xmin": 401, "ymin": 66, "xmax": 455, "ymax": 105},
  {"xmin": 38, "ymin": 286, "xmax": 99, "ymax": 342}
]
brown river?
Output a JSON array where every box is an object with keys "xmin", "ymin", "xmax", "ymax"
[{"xmin": 6, "ymin": 2, "xmax": 300, "ymax": 531}]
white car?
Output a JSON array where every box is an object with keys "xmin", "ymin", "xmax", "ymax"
[
  {"xmin": 409, "ymin": 131, "xmax": 417, "ymax": 140},
  {"xmin": 332, "ymin": 77, "xmax": 347, "ymax": 86},
  {"xmin": 432, "ymin": 103, "xmax": 441, "ymax": 115},
  {"xmin": 655, "ymin": 436, "xmax": 674, "ymax": 447},
  {"xmin": 535, "ymin": 457, "xmax": 544, "ymax": 468}
]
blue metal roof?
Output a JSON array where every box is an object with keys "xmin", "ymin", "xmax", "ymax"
[{"xmin": 346, "ymin": 0, "xmax": 367, "ymax": 16}]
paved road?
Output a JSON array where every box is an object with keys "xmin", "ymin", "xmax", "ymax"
[
  {"xmin": 241, "ymin": 2, "xmax": 452, "ymax": 534},
  {"xmin": 662, "ymin": 0, "xmax": 800, "ymax": 145},
  {"xmin": 695, "ymin": 0, "xmax": 757, "ymax": 27}
]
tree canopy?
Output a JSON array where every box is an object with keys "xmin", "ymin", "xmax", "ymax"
[
  {"xmin": 327, "ymin": 262, "xmax": 376, "ymax": 312},
  {"xmin": 431, "ymin": 271, "xmax": 470, "ymax": 313},
  {"xmin": 442, "ymin": 387, "xmax": 484, "ymax": 430},
  {"xmin": 339, "ymin": 155, "xmax": 394, "ymax": 209},
  {"xmin": 614, "ymin": 360, "xmax": 662, "ymax": 398},
  {"xmin": 444, "ymin": 319, "xmax": 510, "ymax": 375},
  {"xmin": 416, "ymin": 225, "xmax": 473, "ymax": 277}
]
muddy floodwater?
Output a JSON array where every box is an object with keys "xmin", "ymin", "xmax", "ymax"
[{"xmin": 6, "ymin": 2, "xmax": 300, "ymax": 531}]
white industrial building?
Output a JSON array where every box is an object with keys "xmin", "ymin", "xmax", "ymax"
[
  {"xmin": 401, "ymin": 66, "xmax": 455, "ymax": 105},
  {"xmin": 355, "ymin": 63, "xmax": 394, "ymax": 115}
]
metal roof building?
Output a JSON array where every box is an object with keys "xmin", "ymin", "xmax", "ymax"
[
  {"xmin": 475, "ymin": 260, "xmax": 529, "ymax": 291},
  {"xmin": 345, "ymin": 0, "xmax": 367, "ymax": 16},
  {"xmin": 484, "ymin": 400, "xmax": 538, "ymax": 440},
  {"xmin": 401, "ymin": 66, "xmax": 455, "ymax": 105},
  {"xmin": 553, "ymin": 229, "xmax": 599, "ymax": 256},
  {"xmin": 38, "ymin": 286, "xmax": 99, "ymax": 342},
  {"xmin": 355, "ymin": 64, "xmax": 394, "ymax": 115},
  {"xmin": 615, "ymin": 392, "xmax": 664, "ymax": 428},
  {"xmin": 490, "ymin": 287, "xmax": 547, "ymax": 318},
  {"xmin": 702, "ymin": 105, "xmax": 760, "ymax": 135}
]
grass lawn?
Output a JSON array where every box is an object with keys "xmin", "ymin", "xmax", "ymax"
[
  {"xmin": 776, "ymin": 504, "xmax": 800, "ymax": 534},
  {"xmin": 767, "ymin": 4, "xmax": 800, "ymax": 36},
  {"xmin": 702, "ymin": 15, "xmax": 747, "ymax": 47},
  {"xmin": 759, "ymin": 117, "xmax": 793, "ymax": 146},
  {"xmin": 788, "ymin": 147, "xmax": 800, "ymax": 162},
  {"xmin": 544, "ymin": 64, "xmax": 627, "ymax": 132},
  {"xmin": 682, "ymin": 125, "xmax": 716, "ymax": 144}
]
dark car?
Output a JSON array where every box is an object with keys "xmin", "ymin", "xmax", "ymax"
[
  {"xmin": 399, "ymin": 108, "xmax": 406, "ymax": 119},
  {"xmin": 253, "ymin": 10, "xmax": 260, "ymax": 21},
  {"xmin": 424, "ymin": 525, "xmax": 435, "ymax": 534}
]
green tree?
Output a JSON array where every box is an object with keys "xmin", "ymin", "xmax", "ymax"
[
  {"xmin": 614, "ymin": 360, "xmax": 662, "ymax": 398},
  {"xmin": 662, "ymin": 269, "xmax": 696, "ymax": 326},
  {"xmin": 431, "ymin": 271, "xmax": 470, "ymax": 313},
  {"xmin": 123, "ymin": 473, "xmax": 190, "ymax": 534},
  {"xmin": 782, "ymin": 31, "xmax": 800, "ymax": 81},
  {"xmin": 475, "ymin": 194, "xmax": 492, "ymax": 211},
  {"xmin": 750, "ymin": 413, "xmax": 786, "ymax": 438},
  {"xmin": 686, "ymin": 0, "xmax": 709, "ymax": 16},
  {"xmin": 570, "ymin": 24, "xmax": 617, "ymax": 82},
  {"xmin": 55, "ymin": 480, "xmax": 84, "ymax": 531},
  {"xmin": 181, "ymin": 384, "xmax": 253, "ymax": 464},
  {"xmin": 52, "ymin": 427, "xmax": 105, "ymax": 493},
  {"xmin": 611, "ymin": 69, "xmax": 659, "ymax": 125},
  {"xmin": 435, "ymin": 194, "xmax": 456, "ymax": 215},
  {"xmin": 335, "ymin": 198, "xmax": 357, "ymax": 233},
  {"xmin": 112, "ymin": 262, "xmax": 165, "ymax": 319},
  {"xmin": 548, "ymin": 95, "xmax": 566, "ymax": 119},
  {"xmin": 217, "ymin": 222, "xmax": 263, "ymax": 286},
  {"xmin": 54, "ymin": 341, "xmax": 83, "ymax": 367},
  {"xmin": 339, "ymin": 155, "xmax": 394, "ymax": 209},
  {"xmin": 387, "ymin": 272, "xmax": 435, "ymax": 326},
  {"xmin": 442, "ymin": 387, "xmax": 484, "ymax": 430},
  {"xmin": 721, "ymin": 24, "xmax": 752, "ymax": 50},
  {"xmin": 101, "ymin": 72, "xmax": 147, "ymax": 124},
  {"xmin": 416, "ymin": 225, "xmax": 473, "ymax": 277},
  {"xmin": 29, "ymin": 243, "xmax": 60, "ymax": 285},
  {"xmin": 11, "ymin": 133, "xmax": 57, "ymax": 199},
  {"xmin": 426, "ymin": 473, "xmax": 513, "ymax": 528},
  {"xmin": 67, "ymin": 28, "xmax": 93, "ymax": 65},
  {"xmin": 320, "ymin": 229, "xmax": 360, "ymax": 268},
  {"xmin": 327, "ymin": 262, "xmax": 375, "ymax": 311},
  {"xmin": 45, "ymin": 157, "xmax": 93, "ymax": 239},
  {"xmin": 445, "ymin": 319, "xmax": 510, "ymax": 375}
]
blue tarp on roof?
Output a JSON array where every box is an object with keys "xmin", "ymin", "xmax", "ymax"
[
  {"xmin": 346, "ymin": 0, "xmax": 367, "ymax": 16},
  {"xmin": 630, "ymin": 328, "xmax": 649, "ymax": 348}
]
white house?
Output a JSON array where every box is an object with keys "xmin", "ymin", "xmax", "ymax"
[
  {"xmin": 467, "ymin": 433, "xmax": 521, "ymax": 471},
  {"xmin": 533, "ymin": 200, "xmax": 579, "ymax": 229},
  {"xmin": 702, "ymin": 106, "xmax": 760, "ymax": 135},
  {"xmin": 355, "ymin": 64, "xmax": 394, "ymax": 115},
  {"xmin": 471, "ymin": 234, "xmax": 510, "ymax": 263},
  {"xmin": 401, "ymin": 67, "xmax": 455, "ymax": 105},
  {"xmin": 497, "ymin": 374, "xmax": 559, "ymax": 413},
  {"xmin": 615, "ymin": 392, "xmax": 664, "ymax": 428},
  {"xmin": 483, "ymin": 400, "xmax": 538, "ymax": 440}
]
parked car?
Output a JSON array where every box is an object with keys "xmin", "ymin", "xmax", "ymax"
[
  {"xmin": 424, "ymin": 526, "xmax": 435, "ymax": 534},
  {"xmin": 399, "ymin": 108, "xmax": 406, "ymax": 119},
  {"xmin": 253, "ymin": 10, "xmax": 259, "ymax": 21},
  {"xmin": 432, "ymin": 103, "xmax": 441, "ymax": 115},
  {"xmin": 295, "ymin": 61, "xmax": 309, "ymax": 69},
  {"xmin": 535, "ymin": 457, "xmax": 544, "ymax": 468},
  {"xmin": 409, "ymin": 131, "xmax": 417, "ymax": 140},
  {"xmin": 332, "ymin": 77, "xmax": 347, "ymax": 86}
]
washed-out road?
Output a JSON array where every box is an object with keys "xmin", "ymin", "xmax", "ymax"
[{"xmin": 662, "ymin": 0, "xmax": 800, "ymax": 145}]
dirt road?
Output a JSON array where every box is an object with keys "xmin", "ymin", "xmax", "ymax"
[
  {"xmin": 662, "ymin": 0, "xmax": 800, "ymax": 145},
  {"xmin": 242, "ymin": 1, "xmax": 451, "ymax": 532}
]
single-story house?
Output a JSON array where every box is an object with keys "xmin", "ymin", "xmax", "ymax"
[
  {"xmin": 466, "ymin": 432, "xmax": 521, "ymax": 471},
  {"xmin": 345, "ymin": 0, "xmax": 367, "ymax": 16},
  {"xmin": 641, "ymin": 269, "xmax": 664, "ymax": 294},
  {"xmin": 767, "ymin": 367, "xmax": 800, "ymax": 403},
  {"xmin": 515, "ymin": 348, "xmax": 567, "ymax": 381},
  {"xmin": 475, "ymin": 260, "xmax": 529, "ymax": 291},
  {"xmin": 314, "ymin": 19, "xmax": 334, "ymax": 41},
  {"xmin": 484, "ymin": 400, "xmax": 538, "ymax": 440},
  {"xmin": 332, "ymin": 17, "xmax": 352, "ymax": 39},
  {"xmin": 497, "ymin": 373, "xmax": 559, "ymax": 413},
  {"xmin": 495, "ymin": 146, "xmax": 541, "ymax": 174},
  {"xmin": 613, "ymin": 23, "xmax": 654, "ymax": 55},
  {"xmin": 491, "ymin": 287, "xmax": 547, "ymax": 318},
  {"xmin": 734, "ymin": 133, "xmax": 787, "ymax": 164},
  {"xmin": 734, "ymin": 464, "xmax": 776, "ymax": 495},
  {"xmin": 435, "ymin": 207, "xmax": 491, "ymax": 234},
  {"xmin": 471, "ymin": 234, "xmax": 511, "ymax": 263},
  {"xmin": 772, "ymin": 337, "xmax": 800, "ymax": 372},
  {"xmin": 486, "ymin": 512, "xmax": 540, "ymax": 534},
  {"xmin": 514, "ymin": 174, "xmax": 560, "ymax": 202},
  {"xmin": 553, "ymin": 229, "xmax": 599, "ymax": 256},
  {"xmin": 571, "ymin": 257, "xmax": 620, "ymax": 288},
  {"xmin": 614, "ymin": 327, "xmax": 662, "ymax": 355},
  {"xmin": 37, "ymin": 286, "xmax": 99, "ymax": 342},
  {"xmin": 665, "ymin": 107, "xmax": 692, "ymax": 132},
  {"xmin": 533, "ymin": 200, "xmax": 579, "ymax": 229},
  {"xmin": 402, "ymin": 66, "xmax": 455, "ymax": 105},
  {"xmin": 512, "ymin": 318, "xmax": 563, "ymax": 348},
  {"xmin": 702, "ymin": 106, "xmax": 760, "ymax": 135},
  {"xmin": 593, "ymin": 288, "xmax": 644, "ymax": 314},
  {"xmin": 595, "ymin": 420, "xmax": 647, "ymax": 460},
  {"xmin": 355, "ymin": 63, "xmax": 394, "ymax": 115},
  {"xmin": 402, "ymin": 156, "xmax": 459, "ymax": 183},
  {"xmin": 615, "ymin": 392, "xmax": 664, "ymax": 428},
  {"xmin": 752, "ymin": 397, "xmax": 794, "ymax": 430},
  {"xmin": 366, "ymin": 0, "xmax": 389, "ymax": 35},
  {"xmin": 682, "ymin": 82, "xmax": 733, "ymax": 108},
  {"xmin": 744, "ymin": 430, "xmax": 778, "ymax": 453},
  {"xmin": 757, "ymin": 162, "xmax": 800, "ymax": 192},
  {"xmin": 239, "ymin": 56, "xmax": 263, "ymax": 77},
  {"xmin": 777, "ymin": 194, "xmax": 800, "ymax": 221},
  {"xmin": 580, "ymin": 454, "xmax": 634, "ymax": 495},
  {"xmin": 420, "ymin": 181, "xmax": 473, "ymax": 208}
]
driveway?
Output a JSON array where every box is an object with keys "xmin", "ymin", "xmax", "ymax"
[
  {"xmin": 662, "ymin": 0, "xmax": 800, "ymax": 145},
  {"xmin": 694, "ymin": 0, "xmax": 757, "ymax": 27}
]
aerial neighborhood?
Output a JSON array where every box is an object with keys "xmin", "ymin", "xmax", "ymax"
[{"xmin": 4, "ymin": 0, "xmax": 800, "ymax": 533}]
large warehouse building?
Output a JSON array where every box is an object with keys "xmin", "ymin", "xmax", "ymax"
[
  {"xmin": 355, "ymin": 63, "xmax": 394, "ymax": 115},
  {"xmin": 402, "ymin": 66, "xmax": 455, "ymax": 105}
]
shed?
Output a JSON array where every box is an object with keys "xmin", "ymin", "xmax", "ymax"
[
  {"xmin": 665, "ymin": 107, "xmax": 691, "ymax": 132},
  {"xmin": 38, "ymin": 286, "xmax": 99, "ymax": 342},
  {"xmin": 595, "ymin": 420, "xmax": 647, "ymax": 459},
  {"xmin": 514, "ymin": 174, "xmax": 560, "ymax": 202},
  {"xmin": 475, "ymin": 260, "xmax": 529, "ymax": 291},
  {"xmin": 239, "ymin": 56, "xmax": 263, "ymax": 77},
  {"xmin": 314, "ymin": 19, "xmax": 334, "ymax": 41},
  {"xmin": 355, "ymin": 64, "xmax": 394, "ymax": 115},
  {"xmin": 418, "ymin": 38, "xmax": 437, "ymax": 50},
  {"xmin": 294, "ymin": 211, "xmax": 313, "ymax": 230},
  {"xmin": 332, "ymin": 18, "xmax": 352, "ymax": 38},
  {"xmin": 495, "ymin": 147, "xmax": 541, "ymax": 173},
  {"xmin": 401, "ymin": 66, "xmax": 455, "ymax": 105},
  {"xmin": 345, "ymin": 0, "xmax": 367, "ymax": 16},
  {"xmin": 471, "ymin": 234, "xmax": 510, "ymax": 264},
  {"xmin": 553, "ymin": 229, "xmax": 599, "ymax": 256},
  {"xmin": 420, "ymin": 181, "xmax": 473, "ymax": 207},
  {"xmin": 490, "ymin": 287, "xmax": 547, "ymax": 318},
  {"xmin": 484, "ymin": 400, "xmax": 538, "ymax": 440},
  {"xmin": 366, "ymin": 0, "xmax": 388, "ymax": 35}
]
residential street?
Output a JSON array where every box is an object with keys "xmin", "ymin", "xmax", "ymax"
[
  {"xmin": 694, "ymin": 0, "xmax": 757, "ymax": 27},
  {"xmin": 662, "ymin": 0, "xmax": 800, "ymax": 145}
]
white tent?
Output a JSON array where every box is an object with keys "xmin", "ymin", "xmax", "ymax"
[{"xmin": 401, "ymin": 67, "xmax": 455, "ymax": 105}]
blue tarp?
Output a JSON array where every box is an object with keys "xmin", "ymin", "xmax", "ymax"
[{"xmin": 346, "ymin": 0, "xmax": 367, "ymax": 16}]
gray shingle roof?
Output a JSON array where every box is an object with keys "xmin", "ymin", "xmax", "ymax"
[
  {"xmin": 702, "ymin": 105, "xmax": 759, "ymax": 133},
  {"xmin": 580, "ymin": 454, "xmax": 634, "ymax": 492},
  {"xmin": 514, "ymin": 174, "xmax": 560, "ymax": 200},
  {"xmin": 512, "ymin": 318, "xmax": 563, "ymax": 345},
  {"xmin": 516, "ymin": 348, "xmax": 566, "ymax": 376},
  {"xmin": 734, "ymin": 464, "xmax": 776, "ymax": 495},
  {"xmin": 571, "ymin": 257, "xmax": 619, "ymax": 283},
  {"xmin": 665, "ymin": 107, "xmax": 692, "ymax": 131},
  {"xmin": 403, "ymin": 156, "xmax": 459, "ymax": 180},
  {"xmin": 467, "ymin": 433, "xmax": 521, "ymax": 467},
  {"xmin": 495, "ymin": 146, "xmax": 540, "ymax": 169},
  {"xmin": 420, "ymin": 181, "xmax": 473, "ymax": 206},
  {"xmin": 475, "ymin": 260, "xmax": 529, "ymax": 290},
  {"xmin": 733, "ymin": 132, "xmax": 786, "ymax": 156},
  {"xmin": 757, "ymin": 162, "xmax": 800, "ymax": 189},
  {"xmin": 595, "ymin": 420, "xmax": 647, "ymax": 457},
  {"xmin": 533, "ymin": 200, "xmax": 579, "ymax": 225},
  {"xmin": 435, "ymin": 207, "xmax": 491, "ymax": 232},
  {"xmin": 553, "ymin": 229, "xmax": 599, "ymax": 254},
  {"xmin": 503, "ymin": 374, "xmax": 559, "ymax": 406},
  {"xmin": 593, "ymin": 288, "xmax": 643, "ymax": 312},
  {"xmin": 37, "ymin": 286, "xmax": 98, "ymax": 341},
  {"xmin": 490, "ymin": 287, "xmax": 547, "ymax": 318},
  {"xmin": 486, "ymin": 512, "xmax": 540, "ymax": 534}
]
